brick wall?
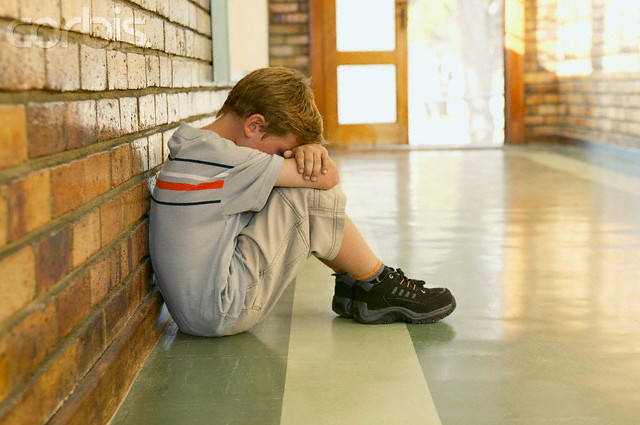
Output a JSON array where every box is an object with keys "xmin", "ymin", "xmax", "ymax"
[
  {"xmin": 269, "ymin": 0, "xmax": 310, "ymax": 75},
  {"xmin": 524, "ymin": 0, "xmax": 640, "ymax": 149},
  {"xmin": 0, "ymin": 0, "xmax": 229, "ymax": 423}
]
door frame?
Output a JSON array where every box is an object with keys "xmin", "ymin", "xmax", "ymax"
[{"xmin": 309, "ymin": 0, "xmax": 409, "ymax": 147}]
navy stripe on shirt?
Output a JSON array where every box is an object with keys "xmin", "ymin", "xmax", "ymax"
[
  {"xmin": 151, "ymin": 196, "xmax": 221, "ymax": 206},
  {"xmin": 168, "ymin": 156, "xmax": 233, "ymax": 169}
]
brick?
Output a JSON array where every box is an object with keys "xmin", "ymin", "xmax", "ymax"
[
  {"xmin": 45, "ymin": 42, "xmax": 80, "ymax": 91},
  {"xmin": 0, "ymin": 30, "xmax": 45, "ymax": 90},
  {"xmin": 91, "ymin": 0, "xmax": 115, "ymax": 40},
  {"xmin": 60, "ymin": 0, "xmax": 92, "ymax": 34},
  {"xmin": 138, "ymin": 95, "xmax": 155, "ymax": 129},
  {"xmin": 162, "ymin": 128, "xmax": 175, "ymax": 159},
  {"xmin": 37, "ymin": 343, "xmax": 78, "ymax": 423},
  {"xmin": 89, "ymin": 251, "xmax": 115, "ymax": 305},
  {"xmin": 36, "ymin": 227, "xmax": 72, "ymax": 294},
  {"xmin": 175, "ymin": 26, "xmax": 186, "ymax": 56},
  {"xmin": 134, "ymin": 221, "xmax": 149, "ymax": 260},
  {"xmin": 123, "ymin": 185, "xmax": 143, "ymax": 228},
  {"xmin": 135, "ymin": 11, "xmax": 164, "ymax": 49},
  {"xmin": 80, "ymin": 44, "xmax": 107, "ymax": 91},
  {"xmin": 111, "ymin": 143, "xmax": 132, "ymax": 187},
  {"xmin": 141, "ymin": 181, "xmax": 151, "ymax": 212},
  {"xmin": 96, "ymin": 98, "xmax": 121, "ymax": 141},
  {"xmin": 107, "ymin": 50, "xmax": 128, "ymax": 90},
  {"xmin": 167, "ymin": 93, "xmax": 179, "ymax": 123},
  {"xmin": 72, "ymin": 209, "xmax": 100, "ymax": 267},
  {"xmin": 148, "ymin": 133, "xmax": 163, "ymax": 168},
  {"xmin": 9, "ymin": 169, "xmax": 51, "ymax": 240},
  {"xmin": 0, "ymin": 334, "xmax": 9, "ymax": 401},
  {"xmin": 83, "ymin": 152, "xmax": 110, "ymax": 200},
  {"xmin": 0, "ymin": 186, "xmax": 6, "ymax": 248},
  {"xmin": 185, "ymin": 29, "xmax": 194, "ymax": 58},
  {"xmin": 159, "ymin": 55, "xmax": 172, "ymax": 87},
  {"xmin": 131, "ymin": 138, "xmax": 149, "ymax": 176},
  {"xmin": 196, "ymin": 8, "xmax": 211, "ymax": 36},
  {"xmin": 51, "ymin": 160, "xmax": 85, "ymax": 217},
  {"xmin": 178, "ymin": 92, "xmax": 189, "ymax": 119},
  {"xmin": 0, "ymin": 105, "xmax": 28, "ymax": 169},
  {"xmin": 20, "ymin": 0, "xmax": 61, "ymax": 24},
  {"xmin": 0, "ymin": 387, "xmax": 37, "ymax": 425},
  {"xmin": 100, "ymin": 196, "xmax": 123, "ymax": 246},
  {"xmin": 195, "ymin": 34, "xmax": 212, "ymax": 62},
  {"xmin": 104, "ymin": 285, "xmax": 129, "ymax": 343},
  {"xmin": 57, "ymin": 272, "xmax": 90, "ymax": 338},
  {"xmin": 0, "ymin": 0, "xmax": 19, "ymax": 18},
  {"xmin": 156, "ymin": 0, "xmax": 169, "ymax": 17},
  {"xmin": 10, "ymin": 301, "xmax": 58, "ymax": 386},
  {"xmin": 0, "ymin": 246, "xmax": 36, "ymax": 324},
  {"xmin": 75, "ymin": 309, "xmax": 104, "ymax": 377},
  {"xmin": 118, "ymin": 234, "xmax": 132, "ymax": 279},
  {"xmin": 117, "ymin": 4, "xmax": 136, "ymax": 45},
  {"xmin": 119, "ymin": 97, "xmax": 139, "ymax": 135},
  {"xmin": 146, "ymin": 55, "xmax": 160, "ymax": 87},
  {"xmin": 155, "ymin": 93, "xmax": 168, "ymax": 125},
  {"xmin": 65, "ymin": 100, "xmax": 97, "ymax": 149},
  {"xmin": 26, "ymin": 102, "xmax": 65, "ymax": 158},
  {"xmin": 169, "ymin": 0, "xmax": 189, "ymax": 26},
  {"xmin": 270, "ymin": 2, "xmax": 298, "ymax": 13},
  {"xmin": 164, "ymin": 22, "xmax": 178, "ymax": 54},
  {"xmin": 127, "ymin": 53, "xmax": 146, "ymax": 89}
]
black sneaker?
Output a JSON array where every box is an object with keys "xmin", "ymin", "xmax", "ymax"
[
  {"xmin": 352, "ymin": 267, "xmax": 456, "ymax": 324},
  {"xmin": 332, "ymin": 273, "xmax": 355, "ymax": 318}
]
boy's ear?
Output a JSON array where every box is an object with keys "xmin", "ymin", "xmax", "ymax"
[{"xmin": 244, "ymin": 114, "xmax": 266, "ymax": 138}]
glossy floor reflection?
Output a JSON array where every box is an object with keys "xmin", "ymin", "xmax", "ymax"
[{"xmin": 111, "ymin": 145, "xmax": 640, "ymax": 425}]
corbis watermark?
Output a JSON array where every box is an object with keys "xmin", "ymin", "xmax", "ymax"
[{"xmin": 6, "ymin": 6, "xmax": 147, "ymax": 48}]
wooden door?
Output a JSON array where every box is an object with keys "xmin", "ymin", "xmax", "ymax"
[{"xmin": 311, "ymin": 0, "xmax": 408, "ymax": 147}]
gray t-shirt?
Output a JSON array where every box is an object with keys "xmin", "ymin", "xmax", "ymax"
[{"xmin": 149, "ymin": 123, "xmax": 284, "ymax": 336}]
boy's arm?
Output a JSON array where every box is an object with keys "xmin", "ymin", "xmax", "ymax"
[{"xmin": 275, "ymin": 145, "xmax": 339, "ymax": 190}]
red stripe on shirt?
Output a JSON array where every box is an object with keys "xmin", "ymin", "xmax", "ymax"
[{"xmin": 156, "ymin": 179, "xmax": 224, "ymax": 191}]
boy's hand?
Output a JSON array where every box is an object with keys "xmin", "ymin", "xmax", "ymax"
[{"xmin": 283, "ymin": 144, "xmax": 330, "ymax": 182}]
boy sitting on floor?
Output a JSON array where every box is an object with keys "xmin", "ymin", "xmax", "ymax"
[{"xmin": 149, "ymin": 67, "xmax": 456, "ymax": 337}]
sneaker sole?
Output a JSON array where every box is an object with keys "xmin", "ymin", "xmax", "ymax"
[
  {"xmin": 332, "ymin": 296, "xmax": 353, "ymax": 318},
  {"xmin": 352, "ymin": 297, "xmax": 456, "ymax": 324}
]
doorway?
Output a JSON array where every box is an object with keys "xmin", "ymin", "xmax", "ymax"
[
  {"xmin": 408, "ymin": 0, "xmax": 504, "ymax": 146},
  {"xmin": 310, "ymin": 0, "xmax": 505, "ymax": 147}
]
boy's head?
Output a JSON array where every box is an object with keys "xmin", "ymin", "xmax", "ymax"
[{"xmin": 217, "ymin": 67, "xmax": 324, "ymax": 145}]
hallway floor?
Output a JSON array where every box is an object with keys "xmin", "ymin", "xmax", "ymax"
[{"xmin": 110, "ymin": 145, "xmax": 640, "ymax": 425}]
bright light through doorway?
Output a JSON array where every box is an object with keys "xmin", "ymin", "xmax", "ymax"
[{"xmin": 408, "ymin": 0, "xmax": 505, "ymax": 147}]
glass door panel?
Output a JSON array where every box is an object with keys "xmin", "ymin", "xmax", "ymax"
[
  {"xmin": 336, "ymin": 0, "xmax": 396, "ymax": 52},
  {"xmin": 337, "ymin": 64, "xmax": 397, "ymax": 124}
]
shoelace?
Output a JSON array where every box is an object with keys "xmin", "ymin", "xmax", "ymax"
[{"xmin": 386, "ymin": 268, "xmax": 428, "ymax": 294}]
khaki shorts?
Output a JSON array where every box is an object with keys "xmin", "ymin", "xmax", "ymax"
[{"xmin": 225, "ymin": 186, "xmax": 346, "ymax": 335}]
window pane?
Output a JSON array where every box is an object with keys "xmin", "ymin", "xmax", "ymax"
[
  {"xmin": 336, "ymin": 0, "xmax": 396, "ymax": 52},
  {"xmin": 337, "ymin": 65, "xmax": 397, "ymax": 124}
]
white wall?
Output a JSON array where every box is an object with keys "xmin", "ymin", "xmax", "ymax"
[{"xmin": 227, "ymin": 0, "xmax": 269, "ymax": 81}]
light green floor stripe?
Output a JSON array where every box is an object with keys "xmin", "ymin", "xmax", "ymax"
[{"xmin": 280, "ymin": 258, "xmax": 442, "ymax": 425}]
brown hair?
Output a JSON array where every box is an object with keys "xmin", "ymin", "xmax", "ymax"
[{"xmin": 217, "ymin": 67, "xmax": 324, "ymax": 144}]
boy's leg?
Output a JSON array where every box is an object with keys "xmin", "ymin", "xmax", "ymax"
[
  {"xmin": 225, "ymin": 186, "xmax": 346, "ymax": 335},
  {"xmin": 325, "ymin": 214, "xmax": 457, "ymax": 325},
  {"xmin": 320, "ymin": 215, "xmax": 380, "ymax": 278}
]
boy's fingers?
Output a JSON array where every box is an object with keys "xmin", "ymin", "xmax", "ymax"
[
  {"xmin": 311, "ymin": 153, "xmax": 322, "ymax": 180},
  {"xmin": 283, "ymin": 150, "xmax": 293, "ymax": 159},
  {"xmin": 321, "ymin": 150, "xmax": 330, "ymax": 174},
  {"xmin": 304, "ymin": 156, "xmax": 314, "ymax": 179},
  {"xmin": 294, "ymin": 152, "xmax": 305, "ymax": 174}
]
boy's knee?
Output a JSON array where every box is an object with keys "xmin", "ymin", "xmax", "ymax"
[{"xmin": 273, "ymin": 186, "xmax": 346, "ymax": 215}]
